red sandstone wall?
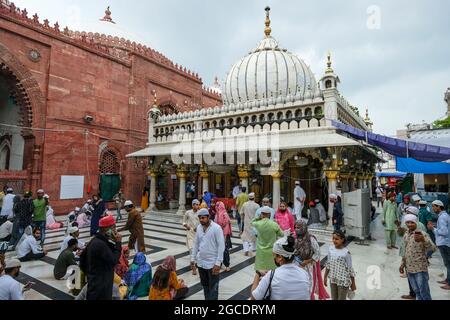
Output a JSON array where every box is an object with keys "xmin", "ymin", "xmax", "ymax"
[{"xmin": 0, "ymin": 9, "xmax": 221, "ymax": 214}]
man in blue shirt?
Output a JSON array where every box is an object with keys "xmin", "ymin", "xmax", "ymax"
[{"xmin": 428, "ymin": 200, "xmax": 450, "ymax": 290}]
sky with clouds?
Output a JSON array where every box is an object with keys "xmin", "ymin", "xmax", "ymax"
[{"xmin": 10, "ymin": 0, "xmax": 450, "ymax": 135}]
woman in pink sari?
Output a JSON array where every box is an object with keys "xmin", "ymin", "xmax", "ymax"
[
  {"xmin": 274, "ymin": 202, "xmax": 295, "ymax": 235},
  {"xmin": 214, "ymin": 201, "xmax": 232, "ymax": 272},
  {"xmin": 294, "ymin": 220, "xmax": 329, "ymax": 300}
]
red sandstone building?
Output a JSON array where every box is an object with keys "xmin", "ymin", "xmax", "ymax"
[{"xmin": 0, "ymin": 2, "xmax": 221, "ymax": 213}]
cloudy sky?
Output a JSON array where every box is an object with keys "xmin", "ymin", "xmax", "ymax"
[{"xmin": 11, "ymin": 0, "xmax": 450, "ymax": 135}]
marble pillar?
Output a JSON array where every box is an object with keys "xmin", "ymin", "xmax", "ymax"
[
  {"xmin": 238, "ymin": 166, "xmax": 250, "ymax": 191},
  {"xmin": 177, "ymin": 169, "xmax": 187, "ymax": 215},
  {"xmin": 148, "ymin": 170, "xmax": 157, "ymax": 211},
  {"xmin": 272, "ymin": 171, "xmax": 282, "ymax": 210},
  {"xmin": 326, "ymin": 170, "xmax": 339, "ymax": 229}
]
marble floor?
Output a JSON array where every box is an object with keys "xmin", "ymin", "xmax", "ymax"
[{"xmin": 4, "ymin": 206, "xmax": 449, "ymax": 300}]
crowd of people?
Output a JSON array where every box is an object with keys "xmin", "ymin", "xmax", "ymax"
[
  {"xmin": 380, "ymin": 189, "xmax": 450, "ymax": 300},
  {"xmin": 0, "ymin": 181, "xmax": 448, "ymax": 301}
]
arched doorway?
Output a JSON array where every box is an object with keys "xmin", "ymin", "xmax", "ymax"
[{"xmin": 99, "ymin": 148, "xmax": 121, "ymax": 201}]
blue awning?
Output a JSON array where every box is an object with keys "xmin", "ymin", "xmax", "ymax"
[
  {"xmin": 376, "ymin": 172, "xmax": 407, "ymax": 178},
  {"xmin": 332, "ymin": 120, "xmax": 450, "ymax": 162},
  {"xmin": 396, "ymin": 157, "xmax": 450, "ymax": 174}
]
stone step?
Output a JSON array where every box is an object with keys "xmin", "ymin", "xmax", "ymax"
[{"xmin": 144, "ymin": 209, "xmax": 183, "ymax": 223}]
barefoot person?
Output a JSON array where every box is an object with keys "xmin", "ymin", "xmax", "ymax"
[{"xmin": 183, "ymin": 199, "xmax": 200, "ymax": 275}]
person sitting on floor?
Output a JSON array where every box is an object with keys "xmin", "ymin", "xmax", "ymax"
[
  {"xmin": 54, "ymin": 238, "xmax": 78, "ymax": 280},
  {"xmin": 45, "ymin": 196, "xmax": 64, "ymax": 230},
  {"xmin": 124, "ymin": 252, "xmax": 152, "ymax": 300},
  {"xmin": 0, "ymin": 259, "xmax": 33, "ymax": 300},
  {"xmin": 17, "ymin": 228, "xmax": 47, "ymax": 262},
  {"xmin": 60, "ymin": 226, "xmax": 85, "ymax": 254},
  {"xmin": 0, "ymin": 218, "xmax": 13, "ymax": 242},
  {"xmin": 149, "ymin": 256, "xmax": 188, "ymax": 300}
]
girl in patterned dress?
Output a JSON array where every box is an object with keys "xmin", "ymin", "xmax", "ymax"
[{"xmin": 323, "ymin": 230, "xmax": 356, "ymax": 300}]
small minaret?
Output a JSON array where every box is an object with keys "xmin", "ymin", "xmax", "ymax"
[
  {"xmin": 100, "ymin": 6, "xmax": 116, "ymax": 24},
  {"xmin": 364, "ymin": 108, "xmax": 374, "ymax": 131},
  {"xmin": 445, "ymin": 88, "xmax": 450, "ymax": 117},
  {"xmin": 320, "ymin": 52, "xmax": 340, "ymax": 90}
]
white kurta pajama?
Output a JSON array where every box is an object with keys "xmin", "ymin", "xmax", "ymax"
[
  {"xmin": 183, "ymin": 209, "xmax": 200, "ymax": 253},
  {"xmin": 240, "ymin": 200, "xmax": 259, "ymax": 252},
  {"xmin": 294, "ymin": 186, "xmax": 306, "ymax": 221}
]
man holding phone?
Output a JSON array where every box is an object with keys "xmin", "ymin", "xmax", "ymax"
[
  {"xmin": 80, "ymin": 214, "xmax": 122, "ymax": 300},
  {"xmin": 0, "ymin": 259, "xmax": 33, "ymax": 300},
  {"xmin": 400, "ymin": 214, "xmax": 436, "ymax": 300}
]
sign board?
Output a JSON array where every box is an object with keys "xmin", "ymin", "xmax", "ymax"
[{"xmin": 60, "ymin": 176, "xmax": 84, "ymax": 200}]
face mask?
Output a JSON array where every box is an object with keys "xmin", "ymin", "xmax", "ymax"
[
  {"xmin": 280, "ymin": 208, "xmax": 286, "ymax": 212},
  {"xmin": 295, "ymin": 230, "xmax": 303, "ymax": 238},
  {"xmin": 274, "ymin": 258, "xmax": 281, "ymax": 267}
]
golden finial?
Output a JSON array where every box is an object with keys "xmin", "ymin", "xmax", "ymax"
[
  {"xmin": 326, "ymin": 51, "xmax": 334, "ymax": 73},
  {"xmin": 264, "ymin": 6, "xmax": 271, "ymax": 38},
  {"xmin": 151, "ymin": 90, "xmax": 158, "ymax": 108},
  {"xmin": 364, "ymin": 108, "xmax": 373, "ymax": 125}
]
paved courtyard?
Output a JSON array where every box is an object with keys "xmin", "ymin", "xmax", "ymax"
[{"xmin": 4, "ymin": 207, "xmax": 449, "ymax": 300}]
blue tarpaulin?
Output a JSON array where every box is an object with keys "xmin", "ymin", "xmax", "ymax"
[
  {"xmin": 376, "ymin": 172, "xmax": 407, "ymax": 178},
  {"xmin": 332, "ymin": 120, "xmax": 450, "ymax": 162},
  {"xmin": 396, "ymin": 157, "xmax": 450, "ymax": 174}
]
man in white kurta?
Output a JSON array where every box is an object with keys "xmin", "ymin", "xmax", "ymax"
[
  {"xmin": 293, "ymin": 181, "xmax": 306, "ymax": 221},
  {"xmin": 183, "ymin": 199, "xmax": 200, "ymax": 274},
  {"xmin": 240, "ymin": 193, "xmax": 259, "ymax": 256}
]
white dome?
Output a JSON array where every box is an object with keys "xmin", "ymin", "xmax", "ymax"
[{"xmin": 222, "ymin": 36, "xmax": 320, "ymax": 105}]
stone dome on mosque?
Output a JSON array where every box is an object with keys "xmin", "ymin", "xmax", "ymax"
[{"xmin": 222, "ymin": 7, "xmax": 321, "ymax": 105}]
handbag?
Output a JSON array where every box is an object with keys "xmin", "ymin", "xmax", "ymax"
[{"xmin": 263, "ymin": 270, "xmax": 275, "ymax": 300}]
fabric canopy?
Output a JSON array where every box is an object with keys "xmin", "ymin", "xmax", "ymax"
[
  {"xmin": 376, "ymin": 172, "xmax": 407, "ymax": 178},
  {"xmin": 332, "ymin": 120, "xmax": 450, "ymax": 162},
  {"xmin": 396, "ymin": 157, "xmax": 450, "ymax": 174}
]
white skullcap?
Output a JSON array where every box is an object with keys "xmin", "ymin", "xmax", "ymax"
[
  {"xmin": 192, "ymin": 199, "xmax": 200, "ymax": 205},
  {"xmin": 248, "ymin": 193, "xmax": 255, "ymax": 199},
  {"xmin": 295, "ymin": 181, "xmax": 300, "ymax": 185},
  {"xmin": 87, "ymin": 199, "xmax": 92, "ymax": 202},
  {"xmin": 329, "ymin": 194, "xmax": 337, "ymax": 200},
  {"xmin": 272, "ymin": 237, "xmax": 294, "ymax": 259},
  {"xmin": 419, "ymin": 200, "xmax": 427, "ymax": 205},
  {"xmin": 411, "ymin": 195, "xmax": 421, "ymax": 202},
  {"xmin": 197, "ymin": 208, "xmax": 210, "ymax": 216},
  {"xmin": 405, "ymin": 206, "xmax": 419, "ymax": 216},
  {"xmin": 124, "ymin": 200, "xmax": 133, "ymax": 206},
  {"xmin": 432, "ymin": 200, "xmax": 444, "ymax": 207},
  {"xmin": 252, "ymin": 179, "xmax": 257, "ymax": 183},
  {"xmin": 5, "ymin": 258, "xmax": 21, "ymax": 269},
  {"xmin": 68, "ymin": 226, "xmax": 79, "ymax": 234},
  {"xmin": 260, "ymin": 206, "xmax": 272, "ymax": 214},
  {"xmin": 37, "ymin": 189, "xmax": 44, "ymax": 193},
  {"xmin": 43, "ymin": 194, "xmax": 50, "ymax": 199},
  {"xmin": 74, "ymin": 207, "xmax": 81, "ymax": 211},
  {"xmin": 6, "ymin": 187, "xmax": 13, "ymax": 192},
  {"xmin": 404, "ymin": 214, "xmax": 418, "ymax": 224}
]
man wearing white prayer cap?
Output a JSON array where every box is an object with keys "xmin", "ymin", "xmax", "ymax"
[
  {"xmin": 240, "ymin": 192, "xmax": 259, "ymax": 257},
  {"xmin": 400, "ymin": 211, "xmax": 436, "ymax": 300},
  {"xmin": 60, "ymin": 226, "xmax": 84, "ymax": 253},
  {"xmin": 0, "ymin": 258, "xmax": 33, "ymax": 300},
  {"xmin": 293, "ymin": 181, "xmax": 306, "ymax": 221},
  {"xmin": 429, "ymin": 199, "xmax": 450, "ymax": 290}
]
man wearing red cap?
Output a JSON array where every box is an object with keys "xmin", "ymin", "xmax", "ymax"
[
  {"xmin": 80, "ymin": 214, "xmax": 122, "ymax": 300},
  {"xmin": 382, "ymin": 192, "xmax": 400, "ymax": 250}
]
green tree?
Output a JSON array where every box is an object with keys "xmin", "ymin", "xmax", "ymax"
[{"xmin": 433, "ymin": 116, "xmax": 450, "ymax": 129}]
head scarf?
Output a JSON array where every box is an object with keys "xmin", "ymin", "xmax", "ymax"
[
  {"xmin": 294, "ymin": 220, "xmax": 315, "ymax": 261},
  {"xmin": 273, "ymin": 237, "xmax": 295, "ymax": 259},
  {"xmin": 115, "ymin": 246, "xmax": 130, "ymax": 278},
  {"xmin": 161, "ymin": 255, "xmax": 176, "ymax": 272},
  {"xmin": 124, "ymin": 252, "xmax": 151, "ymax": 287}
]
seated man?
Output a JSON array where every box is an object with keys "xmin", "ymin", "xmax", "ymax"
[
  {"xmin": 60, "ymin": 226, "xmax": 85, "ymax": 254},
  {"xmin": 0, "ymin": 219, "xmax": 13, "ymax": 242},
  {"xmin": 54, "ymin": 238, "xmax": 78, "ymax": 280},
  {"xmin": 67, "ymin": 207, "xmax": 81, "ymax": 224},
  {"xmin": 17, "ymin": 228, "xmax": 47, "ymax": 262}
]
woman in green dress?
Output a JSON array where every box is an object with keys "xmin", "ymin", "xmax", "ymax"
[{"xmin": 124, "ymin": 252, "xmax": 152, "ymax": 299}]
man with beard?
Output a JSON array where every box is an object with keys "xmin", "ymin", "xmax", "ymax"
[
  {"xmin": 190, "ymin": 208, "xmax": 225, "ymax": 300},
  {"xmin": 0, "ymin": 259, "xmax": 33, "ymax": 300},
  {"xmin": 80, "ymin": 215, "xmax": 122, "ymax": 300}
]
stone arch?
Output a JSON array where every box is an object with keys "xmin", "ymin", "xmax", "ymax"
[{"xmin": 0, "ymin": 42, "xmax": 46, "ymax": 132}]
